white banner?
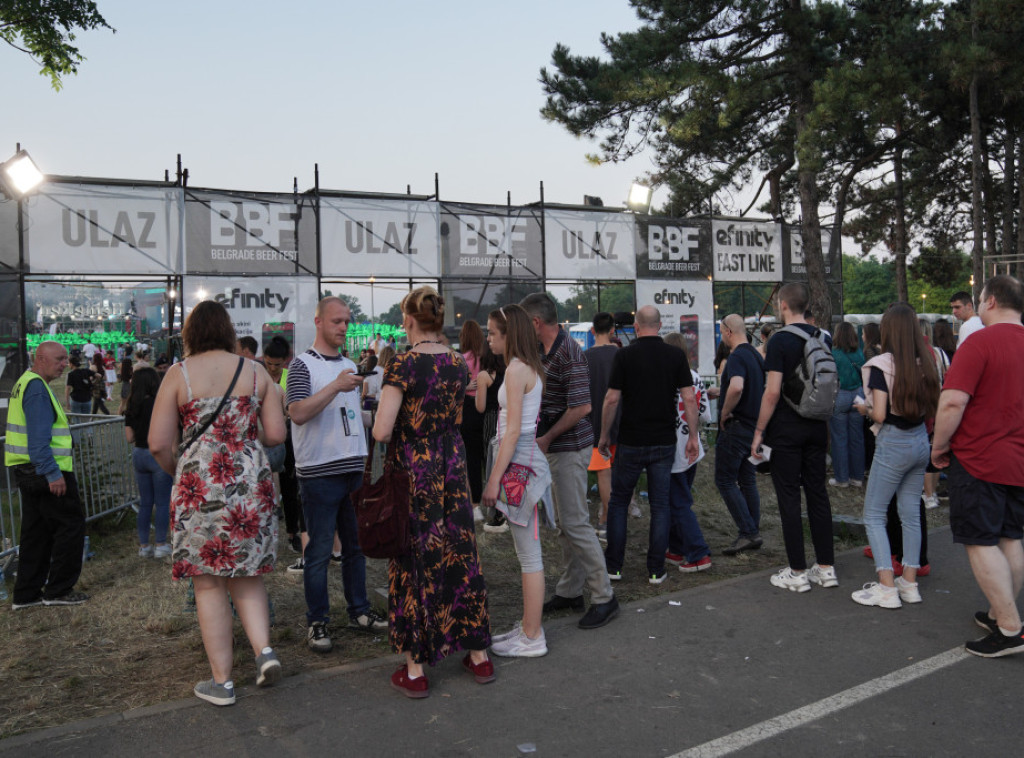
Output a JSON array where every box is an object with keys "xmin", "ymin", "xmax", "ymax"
[
  {"xmin": 25, "ymin": 185, "xmax": 181, "ymax": 274},
  {"xmin": 183, "ymin": 276, "xmax": 319, "ymax": 357},
  {"xmin": 635, "ymin": 278, "xmax": 716, "ymax": 374},
  {"xmin": 319, "ymin": 196, "xmax": 440, "ymax": 277},
  {"xmin": 712, "ymin": 220, "xmax": 783, "ymax": 282},
  {"xmin": 544, "ymin": 210, "xmax": 637, "ymax": 280}
]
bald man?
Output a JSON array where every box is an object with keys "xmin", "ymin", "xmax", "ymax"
[
  {"xmin": 6, "ymin": 341, "xmax": 89, "ymax": 608},
  {"xmin": 600, "ymin": 305, "xmax": 699, "ymax": 584},
  {"xmin": 715, "ymin": 315, "xmax": 766, "ymax": 555}
]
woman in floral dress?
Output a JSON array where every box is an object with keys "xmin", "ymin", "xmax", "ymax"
[
  {"xmin": 149, "ymin": 301, "xmax": 286, "ymax": 706},
  {"xmin": 373, "ymin": 287, "xmax": 493, "ymax": 698}
]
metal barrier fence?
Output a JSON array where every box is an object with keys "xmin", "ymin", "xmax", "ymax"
[{"xmin": 0, "ymin": 414, "xmax": 139, "ymax": 567}]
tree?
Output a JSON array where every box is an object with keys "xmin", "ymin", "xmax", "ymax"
[
  {"xmin": 842, "ymin": 255, "xmax": 897, "ymax": 313},
  {"xmin": 1, "ymin": 0, "xmax": 114, "ymax": 89},
  {"xmin": 540, "ymin": 1, "xmax": 852, "ymax": 328}
]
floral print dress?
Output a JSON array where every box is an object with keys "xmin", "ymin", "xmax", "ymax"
[
  {"xmin": 170, "ymin": 359, "xmax": 277, "ymax": 579},
  {"xmin": 384, "ymin": 351, "xmax": 491, "ymax": 665}
]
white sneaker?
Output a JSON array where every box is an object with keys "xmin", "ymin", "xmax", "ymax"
[
  {"xmin": 828, "ymin": 478, "xmax": 849, "ymax": 488},
  {"xmin": 923, "ymin": 495, "xmax": 940, "ymax": 510},
  {"xmin": 138, "ymin": 545, "xmax": 154, "ymax": 558},
  {"xmin": 851, "ymin": 582, "xmax": 902, "ymax": 609},
  {"xmin": 895, "ymin": 576, "xmax": 922, "ymax": 603},
  {"xmin": 850, "ymin": 479, "xmax": 863, "ymax": 488},
  {"xmin": 473, "ymin": 506, "xmax": 486, "ymax": 523},
  {"xmin": 491, "ymin": 626, "xmax": 548, "ymax": 658},
  {"xmin": 492, "ymin": 620, "xmax": 523, "ymax": 644},
  {"xmin": 770, "ymin": 567, "xmax": 811, "ymax": 593},
  {"xmin": 153, "ymin": 544, "xmax": 171, "ymax": 559},
  {"xmin": 807, "ymin": 563, "xmax": 838, "ymax": 588}
]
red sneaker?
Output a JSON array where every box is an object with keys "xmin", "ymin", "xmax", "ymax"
[
  {"xmin": 665, "ymin": 551, "xmax": 685, "ymax": 567},
  {"xmin": 892, "ymin": 556, "xmax": 903, "ymax": 577},
  {"xmin": 680, "ymin": 556, "xmax": 712, "ymax": 573},
  {"xmin": 462, "ymin": 654, "xmax": 496, "ymax": 684},
  {"xmin": 391, "ymin": 666, "xmax": 429, "ymax": 698},
  {"xmin": 917, "ymin": 564, "xmax": 931, "ymax": 577},
  {"xmin": 863, "ymin": 546, "xmax": 873, "ymax": 559}
]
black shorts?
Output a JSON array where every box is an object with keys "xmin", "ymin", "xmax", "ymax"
[{"xmin": 949, "ymin": 455, "xmax": 1024, "ymax": 546}]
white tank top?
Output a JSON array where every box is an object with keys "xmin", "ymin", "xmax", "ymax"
[{"xmin": 497, "ymin": 359, "xmax": 542, "ymax": 440}]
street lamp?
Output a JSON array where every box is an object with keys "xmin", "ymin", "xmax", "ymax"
[
  {"xmin": 577, "ymin": 303, "xmax": 582, "ymax": 322},
  {"xmin": 921, "ymin": 292, "xmax": 927, "ymax": 312}
]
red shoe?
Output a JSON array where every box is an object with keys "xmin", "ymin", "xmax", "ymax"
[
  {"xmin": 391, "ymin": 666, "xmax": 429, "ymax": 698},
  {"xmin": 863, "ymin": 546, "xmax": 873, "ymax": 559},
  {"xmin": 892, "ymin": 556, "xmax": 903, "ymax": 577},
  {"xmin": 680, "ymin": 556, "xmax": 712, "ymax": 573},
  {"xmin": 462, "ymin": 653, "xmax": 496, "ymax": 684},
  {"xmin": 917, "ymin": 564, "xmax": 931, "ymax": 577},
  {"xmin": 665, "ymin": 551, "xmax": 685, "ymax": 566}
]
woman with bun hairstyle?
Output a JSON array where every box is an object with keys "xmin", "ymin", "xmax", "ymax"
[
  {"xmin": 373, "ymin": 287, "xmax": 493, "ymax": 698},
  {"xmin": 853, "ymin": 302, "xmax": 940, "ymax": 609}
]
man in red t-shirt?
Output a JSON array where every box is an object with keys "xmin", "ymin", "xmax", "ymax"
[{"xmin": 932, "ymin": 274, "xmax": 1024, "ymax": 658}]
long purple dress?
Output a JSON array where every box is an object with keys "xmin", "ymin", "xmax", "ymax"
[{"xmin": 383, "ymin": 351, "xmax": 491, "ymax": 665}]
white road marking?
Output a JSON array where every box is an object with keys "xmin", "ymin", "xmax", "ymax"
[{"xmin": 670, "ymin": 647, "xmax": 967, "ymax": 758}]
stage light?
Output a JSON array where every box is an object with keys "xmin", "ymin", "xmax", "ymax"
[
  {"xmin": 0, "ymin": 150, "xmax": 45, "ymax": 198},
  {"xmin": 627, "ymin": 182, "xmax": 653, "ymax": 213}
]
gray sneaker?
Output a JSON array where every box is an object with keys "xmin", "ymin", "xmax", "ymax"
[
  {"xmin": 255, "ymin": 650, "xmax": 282, "ymax": 687},
  {"xmin": 350, "ymin": 609, "xmax": 388, "ymax": 632},
  {"xmin": 307, "ymin": 621, "xmax": 333, "ymax": 652},
  {"xmin": 42, "ymin": 591, "xmax": 89, "ymax": 606},
  {"xmin": 194, "ymin": 678, "xmax": 235, "ymax": 706}
]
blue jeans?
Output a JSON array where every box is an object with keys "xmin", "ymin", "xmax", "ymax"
[
  {"xmin": 133, "ymin": 447, "xmax": 172, "ymax": 544},
  {"xmin": 668, "ymin": 467, "xmax": 711, "ymax": 563},
  {"xmin": 299, "ymin": 472, "xmax": 369, "ymax": 625},
  {"xmin": 714, "ymin": 421, "xmax": 761, "ymax": 539},
  {"xmin": 863, "ymin": 424, "xmax": 930, "ymax": 571},
  {"xmin": 830, "ymin": 389, "xmax": 865, "ymax": 483},
  {"xmin": 605, "ymin": 443, "xmax": 675, "ymax": 576},
  {"xmin": 69, "ymin": 399, "xmax": 92, "ymax": 416}
]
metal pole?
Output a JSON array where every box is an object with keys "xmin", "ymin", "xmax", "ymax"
[{"xmin": 16, "ymin": 195, "xmax": 27, "ymax": 375}]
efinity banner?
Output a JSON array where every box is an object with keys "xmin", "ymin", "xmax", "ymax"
[
  {"xmin": 635, "ymin": 278, "xmax": 715, "ymax": 374},
  {"xmin": 440, "ymin": 203, "xmax": 543, "ymax": 279},
  {"xmin": 23, "ymin": 184, "xmax": 181, "ymax": 274},
  {"xmin": 319, "ymin": 196, "xmax": 440, "ymax": 277},
  {"xmin": 544, "ymin": 209, "xmax": 636, "ymax": 280},
  {"xmin": 184, "ymin": 190, "xmax": 317, "ymax": 276},
  {"xmin": 634, "ymin": 216, "xmax": 712, "ymax": 280},
  {"xmin": 182, "ymin": 275, "xmax": 319, "ymax": 356},
  {"xmin": 711, "ymin": 219, "xmax": 784, "ymax": 282}
]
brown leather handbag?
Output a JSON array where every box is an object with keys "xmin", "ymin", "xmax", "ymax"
[{"xmin": 352, "ymin": 439, "xmax": 411, "ymax": 559}]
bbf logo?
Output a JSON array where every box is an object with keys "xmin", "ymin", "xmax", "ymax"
[
  {"xmin": 210, "ymin": 202, "xmax": 296, "ymax": 248},
  {"xmin": 648, "ymin": 225, "xmax": 698, "ymax": 261}
]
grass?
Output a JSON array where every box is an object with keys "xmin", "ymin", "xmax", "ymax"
[{"xmin": 0, "ymin": 448, "xmax": 950, "ymax": 739}]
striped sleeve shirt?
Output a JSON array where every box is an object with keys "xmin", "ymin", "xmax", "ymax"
[{"xmin": 540, "ymin": 328, "xmax": 593, "ymax": 453}]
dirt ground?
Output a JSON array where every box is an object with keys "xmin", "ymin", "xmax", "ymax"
[{"xmin": 0, "ymin": 452, "xmax": 950, "ymax": 739}]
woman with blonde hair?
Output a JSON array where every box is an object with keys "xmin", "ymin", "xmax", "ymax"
[
  {"xmin": 853, "ymin": 302, "xmax": 940, "ymax": 609},
  {"xmin": 483, "ymin": 304, "xmax": 552, "ymax": 657},
  {"xmin": 149, "ymin": 300, "xmax": 286, "ymax": 706},
  {"xmin": 373, "ymin": 287, "xmax": 493, "ymax": 698}
]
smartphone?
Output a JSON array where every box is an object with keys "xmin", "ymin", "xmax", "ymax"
[{"xmin": 354, "ymin": 369, "xmax": 376, "ymax": 377}]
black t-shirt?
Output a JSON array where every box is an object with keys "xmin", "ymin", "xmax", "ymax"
[
  {"xmin": 585, "ymin": 343, "xmax": 620, "ymax": 445},
  {"xmin": 868, "ymin": 367, "xmax": 924, "ymax": 429},
  {"xmin": 608, "ymin": 336, "xmax": 692, "ymax": 446},
  {"xmin": 720, "ymin": 343, "xmax": 765, "ymax": 426},
  {"xmin": 67, "ymin": 368, "xmax": 94, "ymax": 402},
  {"xmin": 124, "ymin": 395, "xmax": 156, "ymax": 448},
  {"xmin": 764, "ymin": 323, "xmax": 824, "ymax": 428}
]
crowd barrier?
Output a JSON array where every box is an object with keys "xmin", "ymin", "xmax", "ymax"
[{"xmin": 0, "ymin": 414, "xmax": 138, "ymax": 568}]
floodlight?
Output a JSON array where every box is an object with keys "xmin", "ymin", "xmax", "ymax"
[
  {"xmin": 627, "ymin": 182, "xmax": 653, "ymax": 213},
  {"xmin": 0, "ymin": 150, "xmax": 45, "ymax": 198}
]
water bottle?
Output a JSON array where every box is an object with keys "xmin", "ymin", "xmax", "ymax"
[
  {"xmin": 0, "ymin": 566, "xmax": 8, "ymax": 601},
  {"xmin": 82, "ymin": 535, "xmax": 91, "ymax": 563}
]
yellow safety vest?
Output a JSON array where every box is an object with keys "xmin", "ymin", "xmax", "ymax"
[
  {"xmin": 279, "ymin": 368, "xmax": 288, "ymax": 390},
  {"xmin": 5, "ymin": 371, "xmax": 74, "ymax": 472}
]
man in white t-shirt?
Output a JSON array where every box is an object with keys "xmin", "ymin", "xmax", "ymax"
[
  {"xmin": 951, "ymin": 290, "xmax": 984, "ymax": 347},
  {"xmin": 287, "ymin": 297, "xmax": 385, "ymax": 654}
]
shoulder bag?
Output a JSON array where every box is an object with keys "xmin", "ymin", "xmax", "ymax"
[{"xmin": 353, "ymin": 438, "xmax": 411, "ymax": 559}]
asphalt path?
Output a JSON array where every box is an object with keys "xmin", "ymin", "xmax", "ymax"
[{"xmin": 2, "ymin": 526, "xmax": 1019, "ymax": 757}]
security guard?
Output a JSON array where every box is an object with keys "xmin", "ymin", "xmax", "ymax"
[{"xmin": 6, "ymin": 341, "xmax": 88, "ymax": 608}]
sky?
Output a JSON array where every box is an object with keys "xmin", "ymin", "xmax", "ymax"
[{"xmin": 1, "ymin": 0, "xmax": 664, "ymax": 209}]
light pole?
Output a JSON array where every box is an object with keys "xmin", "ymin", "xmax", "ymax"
[
  {"xmin": 921, "ymin": 292, "xmax": 927, "ymax": 312},
  {"xmin": 369, "ymin": 276, "xmax": 376, "ymax": 327}
]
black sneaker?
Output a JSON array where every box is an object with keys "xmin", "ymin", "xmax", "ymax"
[
  {"xmin": 330, "ymin": 553, "xmax": 342, "ymax": 564},
  {"xmin": 350, "ymin": 609, "xmax": 388, "ymax": 631},
  {"xmin": 975, "ymin": 611, "xmax": 999, "ymax": 635},
  {"xmin": 965, "ymin": 629, "xmax": 1024, "ymax": 658},
  {"xmin": 42, "ymin": 591, "xmax": 88, "ymax": 606},
  {"xmin": 286, "ymin": 558, "xmax": 304, "ymax": 574},
  {"xmin": 11, "ymin": 597, "xmax": 43, "ymax": 610},
  {"xmin": 307, "ymin": 621, "xmax": 333, "ymax": 652},
  {"xmin": 289, "ymin": 535, "xmax": 302, "ymax": 553},
  {"xmin": 722, "ymin": 535, "xmax": 761, "ymax": 556}
]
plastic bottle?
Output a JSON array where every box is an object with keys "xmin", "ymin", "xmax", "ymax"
[
  {"xmin": 0, "ymin": 566, "xmax": 8, "ymax": 601},
  {"xmin": 82, "ymin": 535, "xmax": 91, "ymax": 563}
]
